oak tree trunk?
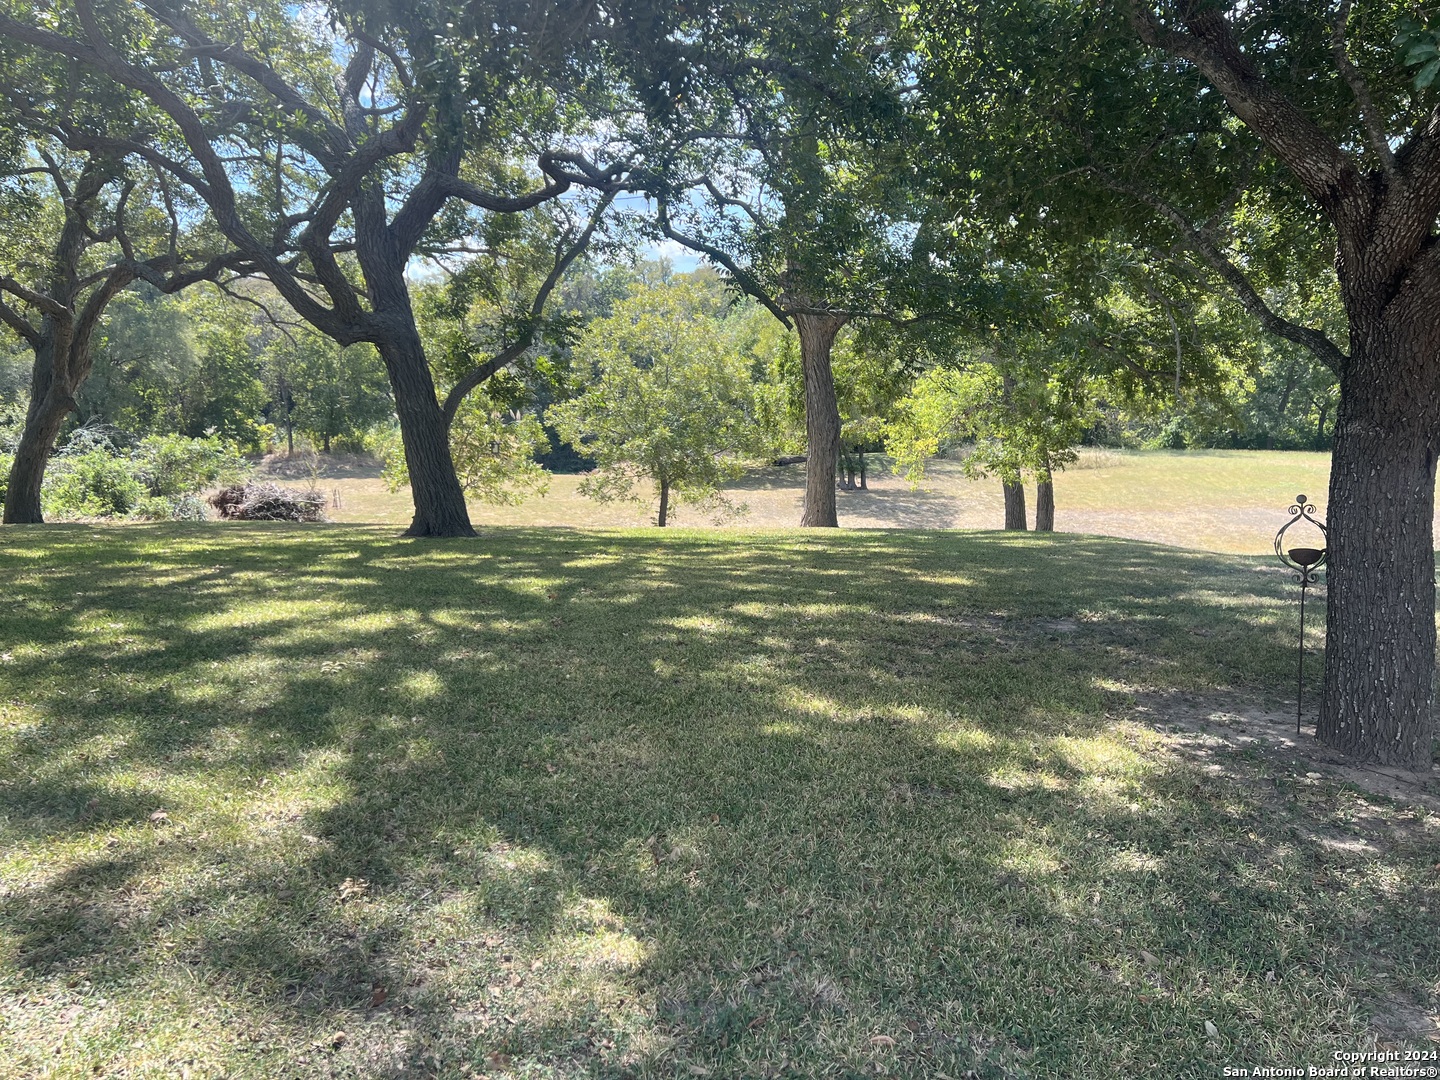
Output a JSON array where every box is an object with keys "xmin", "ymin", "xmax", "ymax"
[
  {"xmin": 3, "ymin": 341, "xmax": 75, "ymax": 524},
  {"xmin": 1003, "ymin": 480, "xmax": 1027, "ymax": 531},
  {"xmin": 657, "ymin": 478, "xmax": 670, "ymax": 527},
  {"xmin": 3, "ymin": 335, "xmax": 77, "ymax": 525},
  {"xmin": 1319, "ymin": 313, "xmax": 1440, "ymax": 769},
  {"xmin": 353, "ymin": 181, "xmax": 474, "ymax": 538},
  {"xmin": 375, "ymin": 329, "xmax": 475, "ymax": 538},
  {"xmin": 365, "ymin": 257, "xmax": 475, "ymax": 538},
  {"xmin": 794, "ymin": 313, "xmax": 847, "ymax": 528},
  {"xmin": 2, "ymin": 161, "xmax": 119, "ymax": 526},
  {"xmin": 1035, "ymin": 469, "xmax": 1055, "ymax": 532}
]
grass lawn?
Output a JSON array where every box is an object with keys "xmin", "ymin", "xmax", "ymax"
[
  {"xmin": 276, "ymin": 449, "xmax": 1339, "ymax": 554},
  {"xmin": 0, "ymin": 525, "xmax": 1436, "ymax": 1078}
]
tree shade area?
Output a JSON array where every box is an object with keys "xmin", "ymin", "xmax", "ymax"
[
  {"xmin": 1, "ymin": 0, "xmax": 1439, "ymax": 1069},
  {"xmin": 0, "ymin": 528, "xmax": 1436, "ymax": 1076}
]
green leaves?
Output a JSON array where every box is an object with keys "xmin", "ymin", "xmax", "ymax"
[
  {"xmin": 546, "ymin": 278, "xmax": 759, "ymax": 524},
  {"xmin": 1393, "ymin": 15, "xmax": 1440, "ymax": 90}
]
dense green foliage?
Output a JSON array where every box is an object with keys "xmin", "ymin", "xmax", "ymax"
[
  {"xmin": 39, "ymin": 430, "xmax": 248, "ymax": 520},
  {"xmin": 548, "ymin": 280, "xmax": 760, "ymax": 525}
]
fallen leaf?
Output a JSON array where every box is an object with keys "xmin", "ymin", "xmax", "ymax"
[
  {"xmin": 369, "ymin": 985, "xmax": 388, "ymax": 1008},
  {"xmin": 1140, "ymin": 950, "xmax": 1160, "ymax": 966},
  {"xmin": 149, "ymin": 810, "xmax": 169, "ymax": 824},
  {"xmin": 686, "ymin": 1066, "xmax": 710, "ymax": 1077},
  {"xmin": 485, "ymin": 1052, "xmax": 512, "ymax": 1069},
  {"xmin": 1204, "ymin": 1020, "xmax": 1219, "ymax": 1040},
  {"xmin": 329, "ymin": 1031, "xmax": 348, "ymax": 1049},
  {"xmin": 870, "ymin": 1035, "xmax": 896, "ymax": 1048}
]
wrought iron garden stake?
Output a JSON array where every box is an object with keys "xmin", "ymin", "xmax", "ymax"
[{"xmin": 1274, "ymin": 495, "xmax": 1328, "ymax": 734}]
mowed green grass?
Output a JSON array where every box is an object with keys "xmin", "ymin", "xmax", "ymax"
[
  {"xmin": 301, "ymin": 449, "xmax": 1336, "ymax": 554},
  {"xmin": 0, "ymin": 525, "xmax": 1436, "ymax": 1078}
]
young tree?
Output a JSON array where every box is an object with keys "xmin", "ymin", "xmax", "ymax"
[
  {"xmin": 547, "ymin": 279, "xmax": 756, "ymax": 526},
  {"xmin": 887, "ymin": 353, "xmax": 1093, "ymax": 531},
  {"xmin": 832, "ymin": 329, "xmax": 913, "ymax": 493}
]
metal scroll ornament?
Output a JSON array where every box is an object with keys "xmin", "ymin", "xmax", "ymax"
[{"xmin": 1274, "ymin": 495, "xmax": 1327, "ymax": 735}]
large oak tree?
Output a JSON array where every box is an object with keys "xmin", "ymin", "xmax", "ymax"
[
  {"xmin": 918, "ymin": 1, "xmax": 1440, "ymax": 767},
  {"xmin": 0, "ymin": 0, "xmax": 633, "ymax": 536}
]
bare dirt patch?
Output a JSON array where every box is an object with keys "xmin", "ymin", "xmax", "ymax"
[{"xmin": 1128, "ymin": 689, "xmax": 1440, "ymax": 811}]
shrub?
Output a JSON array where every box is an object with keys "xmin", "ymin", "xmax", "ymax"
[
  {"xmin": 131, "ymin": 493, "xmax": 210, "ymax": 521},
  {"xmin": 133, "ymin": 434, "xmax": 249, "ymax": 498},
  {"xmin": 208, "ymin": 481, "xmax": 325, "ymax": 522},
  {"xmin": 43, "ymin": 450, "xmax": 145, "ymax": 518},
  {"xmin": 0, "ymin": 451, "xmax": 10, "ymax": 505}
]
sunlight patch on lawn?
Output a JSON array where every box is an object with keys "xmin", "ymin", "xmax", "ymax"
[
  {"xmin": 999, "ymin": 836, "xmax": 1067, "ymax": 876},
  {"xmin": 397, "ymin": 670, "xmax": 445, "ymax": 701},
  {"xmin": 934, "ymin": 726, "xmax": 996, "ymax": 753}
]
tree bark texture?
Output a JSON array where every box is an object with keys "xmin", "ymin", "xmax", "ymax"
[
  {"xmin": 376, "ymin": 331, "xmax": 476, "ymax": 538},
  {"xmin": 657, "ymin": 479, "xmax": 670, "ymax": 527},
  {"xmin": 3, "ymin": 338, "xmax": 75, "ymax": 524},
  {"xmin": 1003, "ymin": 481, "xmax": 1027, "ymax": 531},
  {"xmin": 2, "ymin": 160, "xmax": 126, "ymax": 524},
  {"xmin": 1035, "ymin": 470, "xmax": 1055, "ymax": 532},
  {"xmin": 1121, "ymin": 0, "xmax": 1440, "ymax": 766},
  {"xmin": 794, "ymin": 313, "xmax": 847, "ymax": 528},
  {"xmin": 1319, "ymin": 299, "xmax": 1440, "ymax": 769},
  {"xmin": 360, "ymin": 234, "xmax": 475, "ymax": 539}
]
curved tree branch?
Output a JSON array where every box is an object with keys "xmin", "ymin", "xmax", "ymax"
[
  {"xmin": 1093, "ymin": 167, "xmax": 1348, "ymax": 374},
  {"xmin": 441, "ymin": 189, "xmax": 618, "ymax": 426}
]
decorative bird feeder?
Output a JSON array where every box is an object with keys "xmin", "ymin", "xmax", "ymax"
[{"xmin": 1274, "ymin": 495, "xmax": 1328, "ymax": 734}]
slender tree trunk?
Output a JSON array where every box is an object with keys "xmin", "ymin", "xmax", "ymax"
[
  {"xmin": 657, "ymin": 479, "xmax": 670, "ymax": 527},
  {"xmin": 794, "ymin": 313, "xmax": 847, "ymax": 527},
  {"xmin": 1277, "ymin": 358, "xmax": 1297, "ymax": 420},
  {"xmin": 1320, "ymin": 315, "xmax": 1440, "ymax": 769},
  {"xmin": 3, "ymin": 340, "xmax": 74, "ymax": 524},
  {"xmin": 858, "ymin": 450, "xmax": 867, "ymax": 490},
  {"xmin": 1314, "ymin": 399, "xmax": 1330, "ymax": 449},
  {"xmin": 1034, "ymin": 466, "xmax": 1055, "ymax": 532},
  {"xmin": 1003, "ymin": 480, "xmax": 1027, "ymax": 531}
]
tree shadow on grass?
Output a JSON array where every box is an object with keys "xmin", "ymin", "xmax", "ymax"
[{"xmin": 1, "ymin": 525, "xmax": 1433, "ymax": 1077}]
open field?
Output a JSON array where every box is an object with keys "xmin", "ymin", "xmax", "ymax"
[
  {"xmin": 267, "ymin": 449, "xmax": 1337, "ymax": 554},
  {"xmin": 1, "ymin": 526, "xmax": 1436, "ymax": 1077}
]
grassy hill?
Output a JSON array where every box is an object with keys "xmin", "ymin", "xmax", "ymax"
[{"xmin": 0, "ymin": 526, "xmax": 1435, "ymax": 1077}]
